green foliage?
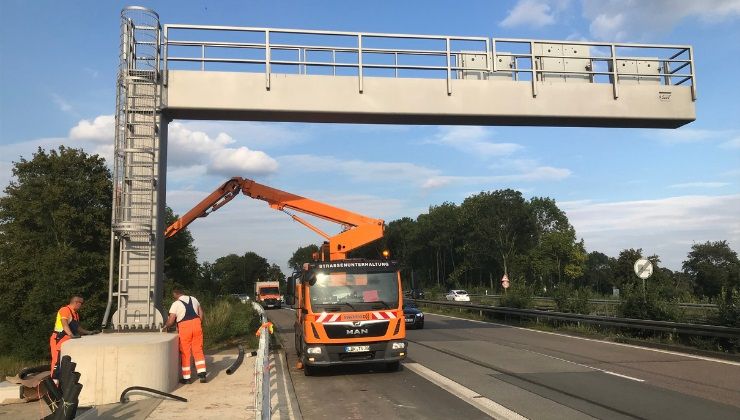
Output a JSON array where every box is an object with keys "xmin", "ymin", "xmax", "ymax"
[
  {"xmin": 164, "ymin": 207, "xmax": 200, "ymax": 290},
  {"xmin": 211, "ymin": 251, "xmax": 270, "ymax": 295},
  {"xmin": 202, "ymin": 299, "xmax": 260, "ymax": 350},
  {"xmin": 499, "ymin": 283, "xmax": 534, "ymax": 309},
  {"xmin": 0, "ymin": 147, "xmax": 112, "ymax": 360},
  {"xmin": 553, "ymin": 284, "xmax": 593, "ymax": 314},
  {"xmin": 0, "ymin": 355, "xmax": 47, "ymax": 379},
  {"xmin": 617, "ymin": 283, "xmax": 682, "ymax": 322},
  {"xmin": 683, "ymin": 240, "xmax": 740, "ymax": 298},
  {"xmin": 288, "ymin": 244, "xmax": 320, "ymax": 271},
  {"xmin": 716, "ymin": 287, "xmax": 740, "ymax": 327}
]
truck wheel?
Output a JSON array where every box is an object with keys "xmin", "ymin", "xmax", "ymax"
[
  {"xmin": 304, "ymin": 364, "xmax": 316, "ymax": 376},
  {"xmin": 386, "ymin": 361, "xmax": 400, "ymax": 372}
]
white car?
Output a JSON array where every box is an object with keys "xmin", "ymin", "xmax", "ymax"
[{"xmin": 445, "ymin": 290, "xmax": 470, "ymax": 302}]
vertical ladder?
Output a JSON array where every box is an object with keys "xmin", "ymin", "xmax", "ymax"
[{"xmin": 104, "ymin": 6, "xmax": 164, "ymax": 330}]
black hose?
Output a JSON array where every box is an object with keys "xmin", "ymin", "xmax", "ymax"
[
  {"xmin": 19, "ymin": 364, "xmax": 50, "ymax": 379},
  {"xmin": 119, "ymin": 386, "xmax": 188, "ymax": 403},
  {"xmin": 226, "ymin": 345, "xmax": 245, "ymax": 375}
]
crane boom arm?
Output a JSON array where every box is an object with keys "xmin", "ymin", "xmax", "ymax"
[{"xmin": 165, "ymin": 177, "xmax": 385, "ymax": 260}]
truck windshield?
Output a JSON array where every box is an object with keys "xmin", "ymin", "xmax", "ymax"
[
  {"xmin": 309, "ymin": 271, "xmax": 398, "ymax": 312},
  {"xmin": 260, "ymin": 287, "xmax": 280, "ymax": 295}
]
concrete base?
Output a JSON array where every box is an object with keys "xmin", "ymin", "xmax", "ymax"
[
  {"xmin": 61, "ymin": 333, "xmax": 178, "ymax": 406},
  {"xmin": 0, "ymin": 381, "xmax": 21, "ymax": 404}
]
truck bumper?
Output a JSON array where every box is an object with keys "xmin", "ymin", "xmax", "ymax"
[{"xmin": 303, "ymin": 340, "xmax": 407, "ymax": 367}]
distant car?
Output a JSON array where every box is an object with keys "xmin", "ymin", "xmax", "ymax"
[
  {"xmin": 403, "ymin": 302, "xmax": 424, "ymax": 329},
  {"xmin": 232, "ymin": 293, "xmax": 250, "ymax": 304},
  {"xmin": 445, "ymin": 290, "xmax": 470, "ymax": 302}
]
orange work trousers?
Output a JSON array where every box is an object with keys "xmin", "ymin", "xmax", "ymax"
[
  {"xmin": 49, "ymin": 334, "xmax": 70, "ymax": 379},
  {"xmin": 178, "ymin": 318, "xmax": 206, "ymax": 379}
]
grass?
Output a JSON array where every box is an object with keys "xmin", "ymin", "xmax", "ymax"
[
  {"xmin": 0, "ymin": 355, "xmax": 47, "ymax": 380},
  {"xmin": 202, "ymin": 299, "xmax": 261, "ymax": 351}
]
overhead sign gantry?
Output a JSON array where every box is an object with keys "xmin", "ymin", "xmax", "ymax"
[{"xmin": 104, "ymin": 6, "xmax": 696, "ymax": 330}]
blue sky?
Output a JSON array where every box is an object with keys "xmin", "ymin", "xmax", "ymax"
[{"xmin": 1, "ymin": 0, "xmax": 739, "ymax": 272}]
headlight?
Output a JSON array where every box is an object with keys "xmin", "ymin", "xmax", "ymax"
[
  {"xmin": 392, "ymin": 342, "xmax": 406, "ymax": 350},
  {"xmin": 416, "ymin": 313, "xmax": 424, "ymax": 317},
  {"xmin": 306, "ymin": 346, "xmax": 322, "ymax": 354}
]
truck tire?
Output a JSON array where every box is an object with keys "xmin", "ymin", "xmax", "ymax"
[{"xmin": 304, "ymin": 363, "xmax": 316, "ymax": 376}]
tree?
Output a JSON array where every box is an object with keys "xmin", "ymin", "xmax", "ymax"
[
  {"xmin": 163, "ymin": 207, "xmax": 199, "ymax": 290},
  {"xmin": 0, "ymin": 147, "xmax": 112, "ymax": 359},
  {"xmin": 613, "ymin": 248, "xmax": 643, "ymax": 289},
  {"xmin": 458, "ymin": 190, "xmax": 536, "ymax": 282},
  {"xmin": 683, "ymin": 241, "xmax": 740, "ymax": 298},
  {"xmin": 582, "ymin": 251, "xmax": 615, "ymax": 294},
  {"xmin": 288, "ymin": 244, "xmax": 319, "ymax": 271}
]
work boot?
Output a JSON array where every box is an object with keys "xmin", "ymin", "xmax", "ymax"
[
  {"xmin": 198, "ymin": 372, "xmax": 208, "ymax": 383},
  {"xmin": 179, "ymin": 378, "xmax": 190, "ymax": 385}
]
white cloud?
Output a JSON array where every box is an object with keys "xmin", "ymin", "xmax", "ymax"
[
  {"xmin": 582, "ymin": 0, "xmax": 740, "ymax": 40},
  {"xmin": 69, "ymin": 115, "xmax": 115, "ymax": 143},
  {"xmin": 720, "ymin": 137, "xmax": 740, "ymax": 149},
  {"xmin": 280, "ymin": 154, "xmax": 441, "ymax": 188},
  {"xmin": 208, "ymin": 147, "xmax": 278, "ymax": 177},
  {"xmin": 433, "ymin": 126, "xmax": 522, "ymax": 157},
  {"xmin": 501, "ymin": 0, "xmax": 557, "ymax": 28},
  {"xmin": 562, "ymin": 194, "xmax": 740, "ymax": 269},
  {"xmin": 51, "ymin": 93, "xmax": 74, "ymax": 113},
  {"xmin": 167, "ymin": 122, "xmax": 279, "ymax": 177},
  {"xmin": 489, "ymin": 158, "xmax": 572, "ymax": 182},
  {"xmin": 669, "ymin": 182, "xmax": 730, "ymax": 189}
]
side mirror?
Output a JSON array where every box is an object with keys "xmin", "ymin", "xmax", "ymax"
[{"xmin": 285, "ymin": 276, "xmax": 296, "ymax": 305}]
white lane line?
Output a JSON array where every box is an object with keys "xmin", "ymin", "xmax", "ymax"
[
  {"xmin": 429, "ymin": 312, "xmax": 740, "ymax": 367},
  {"xmin": 518, "ymin": 348, "xmax": 644, "ymax": 382},
  {"xmin": 405, "ymin": 362, "xmax": 529, "ymax": 420}
]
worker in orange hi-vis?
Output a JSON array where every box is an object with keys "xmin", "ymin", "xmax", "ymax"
[
  {"xmin": 162, "ymin": 288, "xmax": 208, "ymax": 383},
  {"xmin": 49, "ymin": 295, "xmax": 98, "ymax": 381}
]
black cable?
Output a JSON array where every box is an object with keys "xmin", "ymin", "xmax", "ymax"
[
  {"xmin": 119, "ymin": 386, "xmax": 188, "ymax": 403},
  {"xmin": 19, "ymin": 364, "xmax": 50, "ymax": 379},
  {"xmin": 226, "ymin": 345, "xmax": 245, "ymax": 375}
]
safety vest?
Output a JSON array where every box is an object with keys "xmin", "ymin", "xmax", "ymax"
[{"xmin": 53, "ymin": 305, "xmax": 79, "ymax": 341}]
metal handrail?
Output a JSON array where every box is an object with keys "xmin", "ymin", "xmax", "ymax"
[
  {"xmin": 415, "ymin": 299, "xmax": 738, "ymax": 338},
  {"xmin": 162, "ymin": 24, "xmax": 695, "ymax": 99}
]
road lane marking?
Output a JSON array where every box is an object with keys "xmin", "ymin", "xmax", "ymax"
[
  {"xmin": 405, "ymin": 362, "xmax": 529, "ymax": 420},
  {"xmin": 517, "ymin": 348, "xmax": 644, "ymax": 382},
  {"xmin": 429, "ymin": 313, "xmax": 740, "ymax": 367}
]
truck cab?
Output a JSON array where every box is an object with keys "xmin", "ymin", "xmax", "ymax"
[{"xmin": 286, "ymin": 260, "xmax": 407, "ymax": 375}]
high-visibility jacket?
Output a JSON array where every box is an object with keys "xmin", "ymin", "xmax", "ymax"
[{"xmin": 50, "ymin": 305, "xmax": 79, "ymax": 379}]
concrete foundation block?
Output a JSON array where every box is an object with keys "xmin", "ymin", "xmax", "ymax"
[{"xmin": 61, "ymin": 333, "xmax": 178, "ymax": 406}]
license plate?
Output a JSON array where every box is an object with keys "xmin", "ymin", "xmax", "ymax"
[
  {"xmin": 345, "ymin": 345, "xmax": 370, "ymax": 353},
  {"xmin": 405, "ymin": 318, "xmax": 414, "ymax": 322}
]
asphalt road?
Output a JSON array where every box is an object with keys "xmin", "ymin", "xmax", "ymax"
[{"xmin": 267, "ymin": 308, "xmax": 740, "ymax": 419}]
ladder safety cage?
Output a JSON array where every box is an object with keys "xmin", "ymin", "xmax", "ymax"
[{"xmin": 160, "ymin": 25, "xmax": 695, "ymax": 100}]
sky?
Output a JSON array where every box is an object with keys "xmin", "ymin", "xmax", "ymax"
[{"xmin": 1, "ymin": 0, "xmax": 739, "ymax": 273}]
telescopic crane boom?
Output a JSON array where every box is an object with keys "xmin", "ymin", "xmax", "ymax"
[{"xmin": 164, "ymin": 177, "xmax": 385, "ymax": 260}]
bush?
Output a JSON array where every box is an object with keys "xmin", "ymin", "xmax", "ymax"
[
  {"xmin": 716, "ymin": 287, "xmax": 740, "ymax": 327},
  {"xmin": 500, "ymin": 284, "xmax": 534, "ymax": 309},
  {"xmin": 202, "ymin": 299, "xmax": 260, "ymax": 350},
  {"xmin": 617, "ymin": 283, "xmax": 682, "ymax": 322},
  {"xmin": 553, "ymin": 284, "xmax": 593, "ymax": 314}
]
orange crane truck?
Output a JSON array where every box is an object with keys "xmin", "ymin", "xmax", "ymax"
[{"xmin": 165, "ymin": 177, "xmax": 407, "ymax": 375}]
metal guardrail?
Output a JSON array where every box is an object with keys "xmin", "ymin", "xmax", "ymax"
[
  {"xmin": 415, "ymin": 299, "xmax": 740, "ymax": 339},
  {"xmin": 253, "ymin": 302, "xmax": 271, "ymax": 420},
  {"xmin": 470, "ymin": 294, "xmax": 719, "ymax": 310},
  {"xmin": 161, "ymin": 24, "xmax": 696, "ymax": 99}
]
